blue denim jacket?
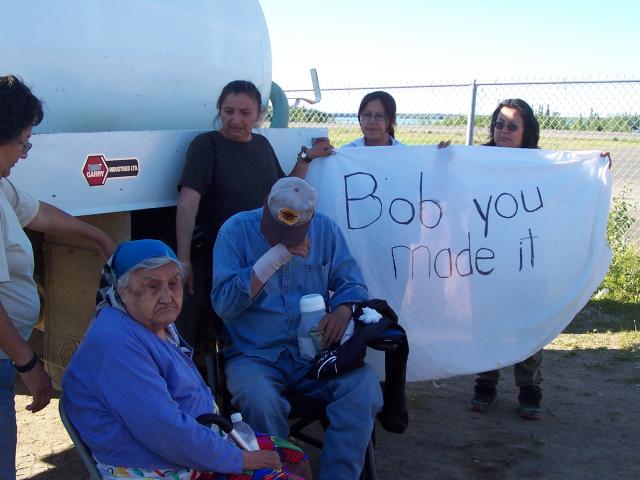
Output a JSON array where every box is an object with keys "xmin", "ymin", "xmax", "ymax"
[{"xmin": 211, "ymin": 209, "xmax": 368, "ymax": 361}]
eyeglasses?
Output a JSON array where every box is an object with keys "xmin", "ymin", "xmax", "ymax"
[
  {"xmin": 494, "ymin": 121, "xmax": 519, "ymax": 132},
  {"xmin": 15, "ymin": 138, "xmax": 32, "ymax": 155},
  {"xmin": 361, "ymin": 112, "xmax": 387, "ymax": 122}
]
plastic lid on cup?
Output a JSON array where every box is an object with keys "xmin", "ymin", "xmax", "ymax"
[{"xmin": 299, "ymin": 293, "xmax": 326, "ymax": 313}]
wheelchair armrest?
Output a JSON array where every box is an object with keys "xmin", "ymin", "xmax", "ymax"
[
  {"xmin": 368, "ymin": 330, "xmax": 406, "ymax": 352},
  {"xmin": 196, "ymin": 413, "xmax": 233, "ymax": 433}
]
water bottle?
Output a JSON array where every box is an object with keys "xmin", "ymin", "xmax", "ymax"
[
  {"xmin": 298, "ymin": 294, "xmax": 326, "ymax": 360},
  {"xmin": 230, "ymin": 412, "xmax": 259, "ymax": 451}
]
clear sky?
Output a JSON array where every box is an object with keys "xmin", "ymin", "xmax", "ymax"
[{"xmin": 260, "ymin": 0, "xmax": 639, "ymax": 90}]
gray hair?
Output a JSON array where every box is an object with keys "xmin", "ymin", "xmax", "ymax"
[{"xmin": 116, "ymin": 256, "xmax": 184, "ymax": 290}]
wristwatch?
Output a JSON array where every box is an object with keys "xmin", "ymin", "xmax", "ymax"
[
  {"xmin": 13, "ymin": 352, "xmax": 39, "ymax": 373},
  {"xmin": 298, "ymin": 147, "xmax": 312, "ymax": 163}
]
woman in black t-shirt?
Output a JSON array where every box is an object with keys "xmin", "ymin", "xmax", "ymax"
[{"xmin": 175, "ymin": 80, "xmax": 332, "ymax": 348}]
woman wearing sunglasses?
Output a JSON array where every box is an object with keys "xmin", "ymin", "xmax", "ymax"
[
  {"xmin": 470, "ymin": 98, "xmax": 545, "ymax": 420},
  {"xmin": 485, "ymin": 98, "xmax": 540, "ymax": 149},
  {"xmin": 471, "ymin": 98, "xmax": 611, "ymax": 419}
]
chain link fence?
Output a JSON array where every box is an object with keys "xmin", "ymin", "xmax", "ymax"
[{"xmin": 279, "ymin": 79, "xmax": 640, "ymax": 256}]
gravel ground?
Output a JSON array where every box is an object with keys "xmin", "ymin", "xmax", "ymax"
[{"xmin": 14, "ymin": 330, "xmax": 640, "ymax": 480}]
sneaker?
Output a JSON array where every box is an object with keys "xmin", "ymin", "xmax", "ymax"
[
  {"xmin": 518, "ymin": 385, "xmax": 542, "ymax": 419},
  {"xmin": 470, "ymin": 380, "xmax": 497, "ymax": 413}
]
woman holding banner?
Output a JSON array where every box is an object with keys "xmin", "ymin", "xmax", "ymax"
[
  {"xmin": 470, "ymin": 98, "xmax": 611, "ymax": 419},
  {"xmin": 343, "ymin": 91, "xmax": 403, "ymax": 147},
  {"xmin": 469, "ymin": 98, "xmax": 545, "ymax": 419},
  {"xmin": 343, "ymin": 90, "xmax": 450, "ymax": 148}
]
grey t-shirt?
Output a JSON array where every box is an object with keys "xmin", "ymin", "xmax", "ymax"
[{"xmin": 0, "ymin": 178, "xmax": 40, "ymax": 359}]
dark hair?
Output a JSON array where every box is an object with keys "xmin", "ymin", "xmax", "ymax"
[
  {"xmin": 357, "ymin": 91, "xmax": 397, "ymax": 138},
  {"xmin": 0, "ymin": 75, "xmax": 43, "ymax": 145},
  {"xmin": 485, "ymin": 98, "xmax": 539, "ymax": 148},
  {"xmin": 216, "ymin": 80, "xmax": 263, "ymax": 115}
]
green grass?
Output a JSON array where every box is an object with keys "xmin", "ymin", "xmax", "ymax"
[
  {"xmin": 566, "ymin": 301, "xmax": 640, "ymax": 333},
  {"xmin": 583, "ymin": 360, "xmax": 612, "ymax": 370},
  {"xmin": 551, "ymin": 302, "xmax": 640, "ymax": 360},
  {"xmin": 622, "ymin": 373, "xmax": 640, "ymax": 385},
  {"xmin": 314, "ymin": 123, "xmax": 640, "ymax": 149},
  {"xmin": 406, "ymin": 386, "xmax": 432, "ymax": 410},
  {"xmin": 550, "ymin": 330, "xmax": 640, "ymax": 360},
  {"xmin": 613, "ymin": 330, "xmax": 640, "ymax": 361}
]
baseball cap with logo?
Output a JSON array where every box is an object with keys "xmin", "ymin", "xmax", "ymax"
[{"xmin": 260, "ymin": 177, "xmax": 317, "ymax": 246}]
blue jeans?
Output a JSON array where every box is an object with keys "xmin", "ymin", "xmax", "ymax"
[
  {"xmin": 226, "ymin": 350, "xmax": 383, "ymax": 480},
  {"xmin": 0, "ymin": 359, "xmax": 17, "ymax": 480}
]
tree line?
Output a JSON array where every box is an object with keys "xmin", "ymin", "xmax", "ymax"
[{"xmin": 265, "ymin": 106, "xmax": 640, "ymax": 133}]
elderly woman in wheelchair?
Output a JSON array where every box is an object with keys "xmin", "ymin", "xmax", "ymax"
[{"xmin": 62, "ymin": 239, "xmax": 311, "ymax": 480}]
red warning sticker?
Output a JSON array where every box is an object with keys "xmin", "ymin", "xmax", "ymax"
[{"xmin": 82, "ymin": 155, "xmax": 139, "ymax": 187}]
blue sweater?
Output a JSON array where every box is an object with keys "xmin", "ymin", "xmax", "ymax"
[{"xmin": 61, "ymin": 306, "xmax": 243, "ymax": 473}]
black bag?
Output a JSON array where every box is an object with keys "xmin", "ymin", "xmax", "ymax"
[{"xmin": 306, "ymin": 299, "xmax": 410, "ymax": 433}]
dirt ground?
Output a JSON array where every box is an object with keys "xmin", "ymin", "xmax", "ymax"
[{"xmin": 14, "ymin": 327, "xmax": 640, "ymax": 480}]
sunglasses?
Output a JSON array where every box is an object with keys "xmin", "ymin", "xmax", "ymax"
[{"xmin": 494, "ymin": 120, "xmax": 519, "ymax": 132}]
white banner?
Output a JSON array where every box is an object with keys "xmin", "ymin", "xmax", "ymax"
[{"xmin": 307, "ymin": 145, "xmax": 612, "ymax": 381}]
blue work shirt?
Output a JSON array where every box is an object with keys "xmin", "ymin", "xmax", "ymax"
[{"xmin": 211, "ymin": 209, "xmax": 368, "ymax": 361}]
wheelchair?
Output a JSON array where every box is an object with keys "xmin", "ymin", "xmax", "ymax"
[
  {"xmin": 203, "ymin": 310, "xmax": 408, "ymax": 480},
  {"xmin": 59, "ymin": 394, "xmax": 102, "ymax": 480}
]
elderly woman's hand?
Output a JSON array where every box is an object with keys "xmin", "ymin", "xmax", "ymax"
[{"xmin": 242, "ymin": 450, "xmax": 282, "ymax": 471}]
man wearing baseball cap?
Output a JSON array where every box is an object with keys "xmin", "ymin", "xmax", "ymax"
[{"xmin": 211, "ymin": 177, "xmax": 382, "ymax": 479}]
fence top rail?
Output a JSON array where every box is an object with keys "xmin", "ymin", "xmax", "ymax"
[
  {"xmin": 285, "ymin": 83, "xmax": 473, "ymax": 93},
  {"xmin": 284, "ymin": 78, "xmax": 640, "ymax": 94},
  {"xmin": 477, "ymin": 79, "xmax": 640, "ymax": 87}
]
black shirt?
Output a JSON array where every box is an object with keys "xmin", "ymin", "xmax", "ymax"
[{"xmin": 178, "ymin": 131, "xmax": 285, "ymax": 243}]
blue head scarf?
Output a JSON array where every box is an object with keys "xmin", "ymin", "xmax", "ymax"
[
  {"xmin": 96, "ymin": 239, "xmax": 181, "ymax": 314},
  {"xmin": 112, "ymin": 239, "xmax": 179, "ymax": 280}
]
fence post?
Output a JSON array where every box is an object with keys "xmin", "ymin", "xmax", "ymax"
[{"xmin": 465, "ymin": 80, "xmax": 478, "ymax": 145}]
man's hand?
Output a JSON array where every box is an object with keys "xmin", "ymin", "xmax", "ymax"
[
  {"xmin": 242, "ymin": 450, "xmax": 282, "ymax": 471},
  {"xmin": 19, "ymin": 362, "xmax": 53, "ymax": 413},
  {"xmin": 286, "ymin": 238, "xmax": 310, "ymax": 258},
  {"xmin": 252, "ymin": 241, "xmax": 306, "ymax": 297},
  {"xmin": 317, "ymin": 303, "xmax": 352, "ymax": 347}
]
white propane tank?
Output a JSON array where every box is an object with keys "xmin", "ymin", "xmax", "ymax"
[{"xmin": 1, "ymin": 0, "xmax": 272, "ymax": 133}]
